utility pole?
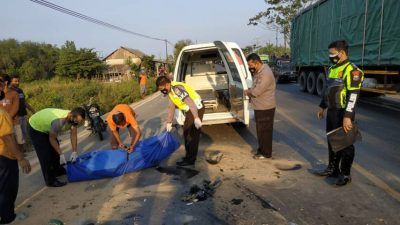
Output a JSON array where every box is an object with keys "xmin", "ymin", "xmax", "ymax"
[{"xmin": 165, "ymin": 39, "xmax": 168, "ymax": 62}]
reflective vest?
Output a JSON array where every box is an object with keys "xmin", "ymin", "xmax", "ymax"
[
  {"xmin": 168, "ymin": 81, "xmax": 203, "ymax": 112},
  {"xmin": 29, "ymin": 108, "xmax": 70, "ymax": 133},
  {"xmin": 326, "ymin": 60, "xmax": 364, "ymax": 109}
]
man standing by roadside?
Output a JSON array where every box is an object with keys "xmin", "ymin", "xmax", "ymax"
[
  {"xmin": 315, "ymin": 40, "xmax": 364, "ymax": 186},
  {"xmin": 245, "ymin": 53, "xmax": 276, "ymax": 159},
  {"xmin": 28, "ymin": 107, "xmax": 86, "ymax": 187},
  {"xmin": 138, "ymin": 70, "xmax": 147, "ymax": 99},
  {"xmin": 0, "ymin": 77, "xmax": 31, "ymax": 224},
  {"xmin": 156, "ymin": 75, "xmax": 204, "ymax": 166},
  {"xmin": 106, "ymin": 104, "xmax": 141, "ymax": 153},
  {"xmin": 0, "ymin": 75, "xmax": 23, "ymax": 151},
  {"xmin": 10, "ymin": 75, "xmax": 35, "ymax": 151}
]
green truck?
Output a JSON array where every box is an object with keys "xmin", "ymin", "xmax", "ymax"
[{"xmin": 291, "ymin": 0, "xmax": 400, "ymax": 96}]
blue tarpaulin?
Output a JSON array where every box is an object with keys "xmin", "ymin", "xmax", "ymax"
[{"xmin": 66, "ymin": 132, "xmax": 180, "ymax": 182}]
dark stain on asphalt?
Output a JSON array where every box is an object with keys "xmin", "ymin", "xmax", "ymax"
[
  {"xmin": 156, "ymin": 166, "xmax": 199, "ymax": 180},
  {"xmin": 234, "ymin": 182, "xmax": 279, "ymax": 211},
  {"xmin": 275, "ymin": 163, "xmax": 302, "ymax": 171},
  {"xmin": 231, "ymin": 198, "xmax": 244, "ymax": 205}
]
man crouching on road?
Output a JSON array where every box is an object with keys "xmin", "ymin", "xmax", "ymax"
[
  {"xmin": 28, "ymin": 107, "xmax": 85, "ymax": 187},
  {"xmin": 106, "ymin": 104, "xmax": 141, "ymax": 153},
  {"xmin": 0, "ymin": 77, "xmax": 31, "ymax": 224},
  {"xmin": 156, "ymin": 75, "xmax": 204, "ymax": 167},
  {"xmin": 244, "ymin": 53, "xmax": 276, "ymax": 160}
]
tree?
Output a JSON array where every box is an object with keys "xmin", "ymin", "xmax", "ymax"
[
  {"xmin": 56, "ymin": 41, "xmax": 106, "ymax": 79},
  {"xmin": 257, "ymin": 43, "xmax": 290, "ymax": 58},
  {"xmin": 173, "ymin": 39, "xmax": 193, "ymax": 62},
  {"xmin": 125, "ymin": 57, "xmax": 139, "ymax": 76},
  {"xmin": 140, "ymin": 55, "xmax": 155, "ymax": 75},
  {"xmin": 248, "ymin": 0, "xmax": 314, "ymax": 48}
]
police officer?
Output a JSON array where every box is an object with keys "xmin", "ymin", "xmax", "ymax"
[
  {"xmin": 315, "ymin": 40, "xmax": 364, "ymax": 186},
  {"xmin": 156, "ymin": 75, "xmax": 204, "ymax": 167}
]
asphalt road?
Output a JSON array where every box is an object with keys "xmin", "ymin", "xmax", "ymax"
[{"xmin": 13, "ymin": 84, "xmax": 400, "ymax": 225}]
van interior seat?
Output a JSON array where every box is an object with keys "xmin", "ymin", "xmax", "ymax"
[{"xmin": 184, "ymin": 73, "xmax": 228, "ymax": 91}]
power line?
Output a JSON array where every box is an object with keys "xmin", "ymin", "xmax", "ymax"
[{"xmin": 29, "ymin": 0, "xmax": 168, "ymax": 42}]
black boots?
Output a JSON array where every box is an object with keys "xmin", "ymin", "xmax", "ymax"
[{"xmin": 335, "ymin": 175, "xmax": 352, "ymax": 186}]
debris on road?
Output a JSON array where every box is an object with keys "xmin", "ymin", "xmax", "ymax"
[
  {"xmin": 206, "ymin": 151, "xmax": 223, "ymax": 164},
  {"xmin": 48, "ymin": 219, "xmax": 64, "ymax": 225},
  {"xmin": 182, "ymin": 177, "xmax": 222, "ymax": 203}
]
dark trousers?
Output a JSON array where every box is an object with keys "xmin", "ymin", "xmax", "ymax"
[
  {"xmin": 326, "ymin": 109, "xmax": 355, "ymax": 176},
  {"xmin": 254, "ymin": 108, "xmax": 276, "ymax": 158},
  {"xmin": 183, "ymin": 107, "xmax": 205, "ymax": 162},
  {"xmin": 0, "ymin": 156, "xmax": 19, "ymax": 224},
  {"xmin": 28, "ymin": 125, "xmax": 65, "ymax": 185}
]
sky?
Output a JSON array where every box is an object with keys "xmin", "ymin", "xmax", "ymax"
[{"xmin": 1, "ymin": 0, "xmax": 282, "ymax": 59}]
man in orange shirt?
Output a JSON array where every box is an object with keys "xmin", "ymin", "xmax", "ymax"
[
  {"xmin": 106, "ymin": 104, "xmax": 141, "ymax": 153},
  {"xmin": 138, "ymin": 70, "xmax": 147, "ymax": 99},
  {"xmin": 0, "ymin": 77, "xmax": 31, "ymax": 224}
]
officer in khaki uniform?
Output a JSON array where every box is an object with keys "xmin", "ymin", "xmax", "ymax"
[
  {"xmin": 316, "ymin": 40, "xmax": 364, "ymax": 186},
  {"xmin": 156, "ymin": 76, "xmax": 204, "ymax": 167}
]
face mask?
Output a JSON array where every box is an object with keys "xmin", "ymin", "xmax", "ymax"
[
  {"xmin": 0, "ymin": 91, "xmax": 4, "ymax": 101},
  {"xmin": 329, "ymin": 53, "xmax": 340, "ymax": 64},
  {"xmin": 249, "ymin": 67, "xmax": 256, "ymax": 74},
  {"xmin": 160, "ymin": 88, "xmax": 168, "ymax": 95},
  {"xmin": 69, "ymin": 119, "xmax": 79, "ymax": 126}
]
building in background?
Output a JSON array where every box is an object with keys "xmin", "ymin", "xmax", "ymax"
[{"xmin": 102, "ymin": 47, "xmax": 145, "ymax": 82}]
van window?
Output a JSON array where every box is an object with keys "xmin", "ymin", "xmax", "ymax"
[
  {"xmin": 191, "ymin": 59, "xmax": 226, "ymax": 76},
  {"xmin": 219, "ymin": 48, "xmax": 241, "ymax": 82},
  {"xmin": 232, "ymin": 48, "xmax": 248, "ymax": 78}
]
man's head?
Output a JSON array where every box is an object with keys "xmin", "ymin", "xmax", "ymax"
[
  {"xmin": 246, "ymin": 53, "xmax": 263, "ymax": 75},
  {"xmin": 328, "ymin": 40, "xmax": 349, "ymax": 64},
  {"xmin": 10, "ymin": 74, "xmax": 20, "ymax": 88},
  {"xmin": 69, "ymin": 107, "xmax": 86, "ymax": 126},
  {"xmin": 156, "ymin": 75, "xmax": 171, "ymax": 95},
  {"xmin": 112, "ymin": 111, "xmax": 126, "ymax": 126},
  {"xmin": 0, "ymin": 77, "xmax": 5, "ymax": 101}
]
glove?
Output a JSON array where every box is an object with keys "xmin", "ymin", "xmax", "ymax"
[
  {"xmin": 166, "ymin": 123, "xmax": 173, "ymax": 132},
  {"xmin": 194, "ymin": 118, "xmax": 202, "ymax": 129},
  {"xmin": 70, "ymin": 152, "xmax": 78, "ymax": 162},
  {"xmin": 60, "ymin": 154, "xmax": 67, "ymax": 165}
]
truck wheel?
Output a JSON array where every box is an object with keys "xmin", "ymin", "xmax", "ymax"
[
  {"xmin": 298, "ymin": 71, "xmax": 307, "ymax": 92},
  {"xmin": 316, "ymin": 72, "xmax": 326, "ymax": 97},
  {"xmin": 307, "ymin": 72, "xmax": 317, "ymax": 94}
]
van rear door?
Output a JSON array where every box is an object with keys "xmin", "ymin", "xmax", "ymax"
[{"xmin": 214, "ymin": 41, "xmax": 250, "ymax": 125}]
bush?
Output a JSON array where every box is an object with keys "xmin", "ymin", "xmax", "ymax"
[{"xmin": 22, "ymin": 77, "xmax": 156, "ymax": 114}]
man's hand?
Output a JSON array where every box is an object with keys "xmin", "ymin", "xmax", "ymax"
[
  {"xmin": 70, "ymin": 152, "xmax": 78, "ymax": 162},
  {"xmin": 343, "ymin": 117, "xmax": 353, "ymax": 133},
  {"xmin": 317, "ymin": 108, "xmax": 325, "ymax": 120},
  {"xmin": 18, "ymin": 158, "xmax": 31, "ymax": 174},
  {"xmin": 166, "ymin": 123, "xmax": 173, "ymax": 132},
  {"xmin": 60, "ymin": 154, "xmax": 67, "ymax": 165},
  {"xmin": 244, "ymin": 89, "xmax": 254, "ymax": 98},
  {"xmin": 128, "ymin": 145, "xmax": 135, "ymax": 154},
  {"xmin": 119, "ymin": 143, "xmax": 128, "ymax": 150},
  {"xmin": 194, "ymin": 117, "xmax": 202, "ymax": 129}
]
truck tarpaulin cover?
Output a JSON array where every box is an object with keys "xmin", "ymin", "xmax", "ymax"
[
  {"xmin": 66, "ymin": 132, "xmax": 180, "ymax": 182},
  {"xmin": 291, "ymin": 0, "xmax": 400, "ymax": 67}
]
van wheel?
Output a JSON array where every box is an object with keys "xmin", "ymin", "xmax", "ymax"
[
  {"xmin": 316, "ymin": 72, "xmax": 326, "ymax": 97},
  {"xmin": 307, "ymin": 72, "xmax": 317, "ymax": 94},
  {"xmin": 298, "ymin": 71, "xmax": 307, "ymax": 92}
]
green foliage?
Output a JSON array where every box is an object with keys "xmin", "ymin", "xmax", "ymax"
[
  {"xmin": 56, "ymin": 41, "xmax": 107, "ymax": 79},
  {"xmin": 141, "ymin": 55, "xmax": 155, "ymax": 75},
  {"xmin": 0, "ymin": 39, "xmax": 59, "ymax": 80},
  {"xmin": 125, "ymin": 57, "xmax": 140, "ymax": 76},
  {"xmin": 248, "ymin": 0, "xmax": 314, "ymax": 46},
  {"xmin": 22, "ymin": 77, "xmax": 156, "ymax": 114},
  {"xmin": 174, "ymin": 39, "xmax": 193, "ymax": 62},
  {"xmin": 257, "ymin": 43, "xmax": 290, "ymax": 57}
]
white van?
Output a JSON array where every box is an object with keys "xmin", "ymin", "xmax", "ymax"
[{"xmin": 173, "ymin": 41, "xmax": 252, "ymax": 126}]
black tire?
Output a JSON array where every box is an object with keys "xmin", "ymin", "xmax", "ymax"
[
  {"xmin": 307, "ymin": 72, "xmax": 317, "ymax": 94},
  {"xmin": 316, "ymin": 72, "xmax": 326, "ymax": 97},
  {"xmin": 95, "ymin": 123, "xmax": 104, "ymax": 141},
  {"xmin": 298, "ymin": 71, "xmax": 307, "ymax": 92}
]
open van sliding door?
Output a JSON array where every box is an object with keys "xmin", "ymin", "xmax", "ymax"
[{"xmin": 214, "ymin": 41, "xmax": 250, "ymax": 125}]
